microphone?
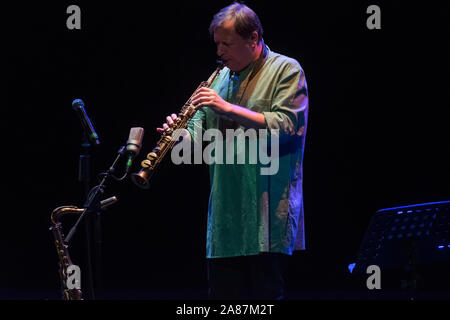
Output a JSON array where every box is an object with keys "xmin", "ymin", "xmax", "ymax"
[
  {"xmin": 72, "ymin": 99, "xmax": 100, "ymax": 146},
  {"xmin": 124, "ymin": 127, "xmax": 144, "ymax": 168}
]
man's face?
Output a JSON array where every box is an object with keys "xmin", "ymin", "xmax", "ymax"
[{"xmin": 213, "ymin": 19, "xmax": 255, "ymax": 72}]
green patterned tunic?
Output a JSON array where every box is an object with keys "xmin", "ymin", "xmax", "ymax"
[{"xmin": 187, "ymin": 46, "xmax": 308, "ymax": 258}]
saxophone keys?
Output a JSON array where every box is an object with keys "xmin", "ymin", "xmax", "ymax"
[
  {"xmin": 149, "ymin": 152, "xmax": 158, "ymax": 159},
  {"xmin": 141, "ymin": 159, "xmax": 153, "ymax": 168},
  {"xmin": 149, "ymin": 152, "xmax": 157, "ymax": 158},
  {"xmin": 187, "ymin": 104, "xmax": 197, "ymax": 114}
]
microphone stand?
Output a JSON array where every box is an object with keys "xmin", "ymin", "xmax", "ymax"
[
  {"xmin": 67, "ymin": 145, "xmax": 129, "ymax": 299},
  {"xmin": 78, "ymin": 132, "xmax": 96, "ymax": 300}
]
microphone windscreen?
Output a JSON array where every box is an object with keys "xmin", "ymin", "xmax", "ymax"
[
  {"xmin": 72, "ymin": 99, "xmax": 85, "ymax": 109},
  {"xmin": 126, "ymin": 127, "xmax": 144, "ymax": 156}
]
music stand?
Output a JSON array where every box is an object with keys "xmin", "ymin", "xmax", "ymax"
[{"xmin": 349, "ymin": 201, "xmax": 450, "ymax": 298}]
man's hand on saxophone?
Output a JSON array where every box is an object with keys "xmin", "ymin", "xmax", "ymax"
[
  {"xmin": 157, "ymin": 86, "xmax": 266, "ymax": 134},
  {"xmin": 191, "ymin": 87, "xmax": 233, "ymax": 115},
  {"xmin": 193, "ymin": 87, "xmax": 266, "ymax": 130},
  {"xmin": 155, "ymin": 84, "xmax": 232, "ymax": 134},
  {"xmin": 156, "ymin": 113, "xmax": 179, "ymax": 134},
  {"xmin": 156, "ymin": 112, "xmax": 191, "ymax": 145}
]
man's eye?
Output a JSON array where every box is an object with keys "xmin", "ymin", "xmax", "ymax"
[{"xmin": 215, "ymin": 42, "xmax": 232, "ymax": 48}]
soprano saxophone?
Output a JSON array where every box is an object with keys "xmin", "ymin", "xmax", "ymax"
[{"xmin": 131, "ymin": 61, "xmax": 224, "ymax": 189}]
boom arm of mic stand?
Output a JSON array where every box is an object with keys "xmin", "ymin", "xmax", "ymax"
[{"xmin": 65, "ymin": 148, "xmax": 125, "ymax": 244}]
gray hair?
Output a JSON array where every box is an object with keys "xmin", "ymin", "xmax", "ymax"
[{"xmin": 209, "ymin": 2, "xmax": 263, "ymax": 43}]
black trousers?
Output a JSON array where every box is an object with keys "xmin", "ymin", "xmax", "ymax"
[{"xmin": 207, "ymin": 252, "xmax": 289, "ymax": 300}]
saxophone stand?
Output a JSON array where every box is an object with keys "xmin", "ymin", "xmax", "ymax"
[{"xmin": 66, "ymin": 145, "xmax": 130, "ymax": 299}]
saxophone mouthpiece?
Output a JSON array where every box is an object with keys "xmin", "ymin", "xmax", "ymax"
[{"xmin": 216, "ymin": 59, "xmax": 225, "ymax": 69}]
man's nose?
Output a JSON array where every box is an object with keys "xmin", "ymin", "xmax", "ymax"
[{"xmin": 216, "ymin": 44, "xmax": 225, "ymax": 57}]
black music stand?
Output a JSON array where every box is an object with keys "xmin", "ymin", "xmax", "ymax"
[{"xmin": 349, "ymin": 201, "xmax": 450, "ymax": 299}]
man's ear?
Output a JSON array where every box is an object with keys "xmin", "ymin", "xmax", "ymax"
[{"xmin": 250, "ymin": 31, "xmax": 259, "ymax": 46}]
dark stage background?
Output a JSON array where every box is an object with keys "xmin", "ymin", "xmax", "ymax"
[{"xmin": 3, "ymin": 1, "xmax": 449, "ymax": 299}]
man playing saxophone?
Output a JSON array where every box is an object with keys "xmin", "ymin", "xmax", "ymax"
[{"xmin": 157, "ymin": 2, "xmax": 308, "ymax": 300}]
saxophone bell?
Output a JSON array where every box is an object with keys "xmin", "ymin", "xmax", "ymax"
[{"xmin": 130, "ymin": 168, "xmax": 152, "ymax": 189}]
